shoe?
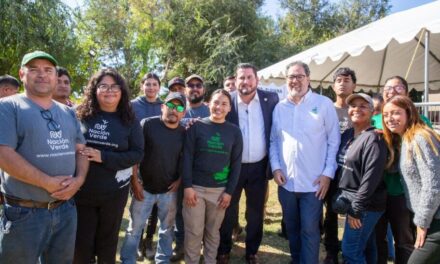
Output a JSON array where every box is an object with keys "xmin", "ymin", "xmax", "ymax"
[
  {"xmin": 246, "ymin": 254, "xmax": 259, "ymax": 264},
  {"xmin": 170, "ymin": 245, "xmax": 184, "ymax": 262},
  {"xmin": 321, "ymin": 254, "xmax": 338, "ymax": 264},
  {"xmin": 216, "ymin": 253, "xmax": 230, "ymax": 264},
  {"xmin": 144, "ymin": 238, "xmax": 155, "ymax": 260},
  {"xmin": 232, "ymin": 225, "xmax": 243, "ymax": 241}
]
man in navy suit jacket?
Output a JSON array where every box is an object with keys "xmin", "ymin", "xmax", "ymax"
[{"xmin": 217, "ymin": 63, "xmax": 278, "ymax": 264}]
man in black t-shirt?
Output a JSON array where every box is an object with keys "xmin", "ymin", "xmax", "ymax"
[{"xmin": 120, "ymin": 92, "xmax": 186, "ymax": 263}]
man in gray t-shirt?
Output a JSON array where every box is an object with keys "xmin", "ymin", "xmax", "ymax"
[{"xmin": 0, "ymin": 51, "xmax": 89, "ymax": 264}]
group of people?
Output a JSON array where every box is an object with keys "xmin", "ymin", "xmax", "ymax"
[{"xmin": 0, "ymin": 50, "xmax": 439, "ymax": 264}]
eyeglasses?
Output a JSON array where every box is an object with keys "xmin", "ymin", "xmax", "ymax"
[
  {"xmin": 165, "ymin": 102, "xmax": 185, "ymax": 113},
  {"xmin": 384, "ymin": 85, "xmax": 406, "ymax": 93},
  {"xmin": 97, "ymin": 84, "xmax": 121, "ymax": 92},
  {"xmin": 41, "ymin": 110, "xmax": 61, "ymax": 131},
  {"xmin": 287, "ymin": 74, "xmax": 306, "ymax": 81},
  {"xmin": 187, "ymin": 83, "xmax": 203, "ymax": 89}
]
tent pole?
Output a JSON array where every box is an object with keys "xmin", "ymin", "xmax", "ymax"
[
  {"xmin": 424, "ymin": 30, "xmax": 430, "ymax": 116},
  {"xmin": 377, "ymin": 47, "xmax": 388, "ymax": 93}
]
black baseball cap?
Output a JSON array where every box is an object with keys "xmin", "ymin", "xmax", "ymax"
[{"xmin": 164, "ymin": 92, "xmax": 186, "ymax": 109}]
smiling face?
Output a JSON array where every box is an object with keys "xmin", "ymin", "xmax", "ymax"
[
  {"xmin": 383, "ymin": 102, "xmax": 408, "ymax": 136},
  {"xmin": 19, "ymin": 59, "xmax": 57, "ymax": 98},
  {"xmin": 96, "ymin": 75, "xmax": 121, "ymax": 112},
  {"xmin": 348, "ymin": 97, "xmax": 373, "ymax": 126},
  {"xmin": 185, "ymin": 78, "xmax": 205, "ymax": 104},
  {"xmin": 209, "ymin": 92, "xmax": 231, "ymax": 123},
  {"xmin": 236, "ymin": 68, "xmax": 258, "ymax": 97},
  {"xmin": 142, "ymin": 77, "xmax": 160, "ymax": 101},
  {"xmin": 383, "ymin": 78, "xmax": 407, "ymax": 102},
  {"xmin": 286, "ymin": 64, "xmax": 310, "ymax": 102}
]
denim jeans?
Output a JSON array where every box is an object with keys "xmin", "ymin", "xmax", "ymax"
[
  {"xmin": 0, "ymin": 199, "xmax": 77, "ymax": 264},
  {"xmin": 342, "ymin": 210, "xmax": 383, "ymax": 264},
  {"xmin": 120, "ymin": 190, "xmax": 177, "ymax": 264},
  {"xmin": 278, "ymin": 187, "xmax": 323, "ymax": 264}
]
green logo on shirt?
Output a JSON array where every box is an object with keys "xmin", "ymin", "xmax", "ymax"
[
  {"xmin": 203, "ymin": 132, "xmax": 228, "ymax": 155},
  {"xmin": 311, "ymin": 106, "xmax": 318, "ymax": 114},
  {"xmin": 214, "ymin": 166, "xmax": 230, "ymax": 183}
]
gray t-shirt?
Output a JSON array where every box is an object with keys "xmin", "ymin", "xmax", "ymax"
[
  {"xmin": 334, "ymin": 105, "xmax": 352, "ymax": 134},
  {"xmin": 0, "ymin": 94, "xmax": 85, "ymax": 202}
]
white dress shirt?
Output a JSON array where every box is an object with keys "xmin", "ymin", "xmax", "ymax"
[
  {"xmin": 269, "ymin": 90, "xmax": 340, "ymax": 192},
  {"xmin": 237, "ymin": 92, "xmax": 266, "ymax": 163}
]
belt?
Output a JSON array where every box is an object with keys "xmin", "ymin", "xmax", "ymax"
[{"xmin": 3, "ymin": 195, "xmax": 65, "ymax": 210}]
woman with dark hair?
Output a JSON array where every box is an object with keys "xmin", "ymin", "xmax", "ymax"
[
  {"xmin": 74, "ymin": 68, "xmax": 144, "ymax": 264},
  {"xmin": 335, "ymin": 93, "xmax": 387, "ymax": 263},
  {"xmin": 182, "ymin": 89, "xmax": 243, "ymax": 264},
  {"xmin": 383, "ymin": 95, "xmax": 440, "ymax": 264}
]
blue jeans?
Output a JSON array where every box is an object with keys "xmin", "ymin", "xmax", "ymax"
[
  {"xmin": 278, "ymin": 187, "xmax": 322, "ymax": 264},
  {"xmin": 0, "ymin": 199, "xmax": 77, "ymax": 264},
  {"xmin": 120, "ymin": 190, "xmax": 177, "ymax": 264},
  {"xmin": 342, "ymin": 211, "xmax": 383, "ymax": 264}
]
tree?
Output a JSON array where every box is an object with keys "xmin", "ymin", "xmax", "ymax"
[{"xmin": 0, "ymin": 0, "xmax": 85, "ymax": 91}]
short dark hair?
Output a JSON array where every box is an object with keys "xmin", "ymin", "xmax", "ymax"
[
  {"xmin": 56, "ymin": 66, "xmax": 71, "ymax": 82},
  {"xmin": 210, "ymin": 89, "xmax": 232, "ymax": 105},
  {"xmin": 224, "ymin": 75, "xmax": 235, "ymax": 82},
  {"xmin": 333, "ymin": 67, "xmax": 357, "ymax": 84},
  {"xmin": 384, "ymin": 76, "xmax": 408, "ymax": 93},
  {"xmin": 285, "ymin": 61, "xmax": 310, "ymax": 77},
  {"xmin": 0, "ymin": 74, "xmax": 20, "ymax": 88},
  {"xmin": 236, "ymin": 63, "xmax": 258, "ymax": 78},
  {"xmin": 141, "ymin": 72, "xmax": 161, "ymax": 87}
]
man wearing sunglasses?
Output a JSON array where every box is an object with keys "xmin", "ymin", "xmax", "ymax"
[
  {"xmin": 171, "ymin": 74, "xmax": 210, "ymax": 261},
  {"xmin": 120, "ymin": 92, "xmax": 186, "ymax": 264},
  {"xmin": 0, "ymin": 51, "xmax": 89, "ymax": 264}
]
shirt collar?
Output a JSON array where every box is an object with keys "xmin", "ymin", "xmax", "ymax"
[{"xmin": 238, "ymin": 90, "xmax": 260, "ymax": 105}]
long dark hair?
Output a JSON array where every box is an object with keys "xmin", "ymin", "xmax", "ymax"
[{"xmin": 76, "ymin": 68, "xmax": 135, "ymax": 125}]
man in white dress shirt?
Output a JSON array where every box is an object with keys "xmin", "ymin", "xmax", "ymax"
[{"xmin": 270, "ymin": 61, "xmax": 340, "ymax": 264}]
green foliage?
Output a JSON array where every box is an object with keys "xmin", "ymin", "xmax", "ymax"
[{"xmin": 0, "ymin": 0, "xmax": 86, "ymax": 91}]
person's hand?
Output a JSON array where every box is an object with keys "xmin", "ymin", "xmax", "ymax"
[
  {"xmin": 51, "ymin": 176, "xmax": 83, "ymax": 200},
  {"xmin": 80, "ymin": 147, "xmax": 102, "ymax": 163},
  {"xmin": 131, "ymin": 178, "xmax": 144, "ymax": 201},
  {"xmin": 314, "ymin": 175, "xmax": 331, "ymax": 200},
  {"xmin": 415, "ymin": 226, "xmax": 428, "ymax": 249},
  {"xmin": 42, "ymin": 175, "xmax": 74, "ymax": 194},
  {"xmin": 185, "ymin": 117, "xmax": 201, "ymax": 130},
  {"xmin": 347, "ymin": 215, "xmax": 362, "ymax": 229},
  {"xmin": 273, "ymin": 169, "xmax": 286, "ymax": 186},
  {"xmin": 184, "ymin": 188, "xmax": 197, "ymax": 207},
  {"xmin": 168, "ymin": 178, "xmax": 181, "ymax": 193},
  {"xmin": 217, "ymin": 192, "xmax": 231, "ymax": 209}
]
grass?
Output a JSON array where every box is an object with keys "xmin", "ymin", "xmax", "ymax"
[{"xmin": 115, "ymin": 181, "xmax": 386, "ymax": 263}]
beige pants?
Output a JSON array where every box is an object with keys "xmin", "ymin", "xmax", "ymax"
[{"xmin": 183, "ymin": 185, "xmax": 226, "ymax": 264}]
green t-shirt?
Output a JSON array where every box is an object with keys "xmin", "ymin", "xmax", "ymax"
[{"xmin": 371, "ymin": 113, "xmax": 433, "ymax": 195}]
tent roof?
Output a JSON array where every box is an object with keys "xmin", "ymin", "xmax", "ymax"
[{"xmin": 258, "ymin": 1, "xmax": 440, "ymax": 91}]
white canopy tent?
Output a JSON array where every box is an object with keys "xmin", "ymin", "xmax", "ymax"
[{"xmin": 258, "ymin": 1, "xmax": 440, "ymax": 101}]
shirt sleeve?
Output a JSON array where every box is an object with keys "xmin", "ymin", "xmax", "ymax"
[
  {"xmin": 322, "ymin": 100, "xmax": 341, "ymax": 178},
  {"xmin": 0, "ymin": 100, "xmax": 18, "ymax": 148},
  {"xmin": 269, "ymin": 104, "xmax": 282, "ymax": 172},
  {"xmin": 182, "ymin": 124, "xmax": 196, "ymax": 189},
  {"xmin": 101, "ymin": 121, "xmax": 144, "ymax": 170},
  {"xmin": 411, "ymin": 135, "xmax": 440, "ymax": 228},
  {"xmin": 225, "ymin": 127, "xmax": 243, "ymax": 194}
]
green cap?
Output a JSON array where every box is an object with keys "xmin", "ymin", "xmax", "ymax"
[{"xmin": 21, "ymin": 51, "xmax": 58, "ymax": 67}]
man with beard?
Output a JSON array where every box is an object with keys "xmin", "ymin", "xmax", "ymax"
[
  {"xmin": 217, "ymin": 63, "xmax": 279, "ymax": 264},
  {"xmin": 322, "ymin": 67, "xmax": 357, "ymax": 264},
  {"xmin": 53, "ymin": 67, "xmax": 74, "ymax": 107},
  {"xmin": 120, "ymin": 92, "xmax": 186, "ymax": 263},
  {"xmin": 171, "ymin": 74, "xmax": 210, "ymax": 262},
  {"xmin": 270, "ymin": 61, "xmax": 340, "ymax": 264}
]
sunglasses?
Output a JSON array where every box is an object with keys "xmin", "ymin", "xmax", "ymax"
[
  {"xmin": 41, "ymin": 110, "xmax": 61, "ymax": 131},
  {"xmin": 187, "ymin": 83, "xmax": 203, "ymax": 89},
  {"xmin": 165, "ymin": 102, "xmax": 185, "ymax": 113}
]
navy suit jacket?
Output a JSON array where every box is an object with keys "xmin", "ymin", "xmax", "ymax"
[{"xmin": 226, "ymin": 89, "xmax": 279, "ymax": 179}]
